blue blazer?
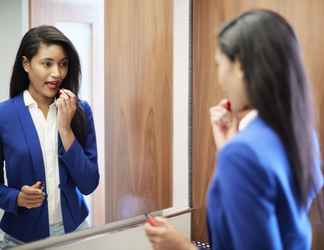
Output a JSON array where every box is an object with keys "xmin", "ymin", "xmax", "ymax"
[
  {"xmin": 207, "ymin": 116, "xmax": 323, "ymax": 250},
  {"xmin": 0, "ymin": 94, "xmax": 99, "ymax": 243}
]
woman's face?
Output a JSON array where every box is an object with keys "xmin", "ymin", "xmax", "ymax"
[
  {"xmin": 215, "ymin": 47, "xmax": 249, "ymax": 112},
  {"xmin": 23, "ymin": 43, "xmax": 68, "ymax": 102}
]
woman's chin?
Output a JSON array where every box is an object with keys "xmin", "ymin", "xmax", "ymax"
[{"xmin": 44, "ymin": 88, "xmax": 59, "ymax": 98}]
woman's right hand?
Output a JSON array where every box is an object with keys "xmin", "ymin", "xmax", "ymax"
[
  {"xmin": 17, "ymin": 181, "xmax": 45, "ymax": 209},
  {"xmin": 145, "ymin": 217, "xmax": 197, "ymax": 250},
  {"xmin": 209, "ymin": 99, "xmax": 239, "ymax": 151}
]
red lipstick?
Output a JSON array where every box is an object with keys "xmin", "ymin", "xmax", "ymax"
[
  {"xmin": 225, "ymin": 100, "xmax": 231, "ymax": 112},
  {"xmin": 145, "ymin": 213, "xmax": 158, "ymax": 226}
]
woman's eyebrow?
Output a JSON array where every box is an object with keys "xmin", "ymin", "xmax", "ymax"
[
  {"xmin": 40, "ymin": 57, "xmax": 68, "ymax": 62},
  {"xmin": 40, "ymin": 57, "xmax": 54, "ymax": 61}
]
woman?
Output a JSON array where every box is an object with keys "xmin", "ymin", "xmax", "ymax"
[
  {"xmin": 145, "ymin": 10, "xmax": 323, "ymax": 250},
  {"xmin": 0, "ymin": 25, "xmax": 99, "ymax": 246}
]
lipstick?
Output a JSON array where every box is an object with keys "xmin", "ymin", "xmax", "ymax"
[
  {"xmin": 145, "ymin": 213, "xmax": 158, "ymax": 226},
  {"xmin": 225, "ymin": 100, "xmax": 231, "ymax": 112}
]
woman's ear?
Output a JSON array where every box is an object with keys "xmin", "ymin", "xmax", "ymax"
[{"xmin": 22, "ymin": 56, "xmax": 30, "ymax": 73}]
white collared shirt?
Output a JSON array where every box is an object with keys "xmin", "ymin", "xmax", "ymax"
[
  {"xmin": 23, "ymin": 90, "xmax": 62, "ymax": 225},
  {"xmin": 238, "ymin": 109, "xmax": 258, "ymax": 131}
]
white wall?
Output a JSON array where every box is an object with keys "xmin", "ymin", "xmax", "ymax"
[
  {"xmin": 0, "ymin": 1, "xmax": 28, "ymax": 226},
  {"xmin": 164, "ymin": 0, "xmax": 190, "ymax": 215},
  {"xmin": 0, "ymin": 0, "xmax": 28, "ymax": 101}
]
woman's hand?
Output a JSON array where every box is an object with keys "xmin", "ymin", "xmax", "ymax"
[
  {"xmin": 56, "ymin": 89, "xmax": 77, "ymax": 133},
  {"xmin": 210, "ymin": 99, "xmax": 239, "ymax": 151},
  {"xmin": 17, "ymin": 181, "xmax": 45, "ymax": 209},
  {"xmin": 57, "ymin": 89, "xmax": 77, "ymax": 151},
  {"xmin": 144, "ymin": 217, "xmax": 197, "ymax": 250}
]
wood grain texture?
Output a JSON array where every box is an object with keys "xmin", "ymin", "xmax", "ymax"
[
  {"xmin": 192, "ymin": 0, "xmax": 225, "ymax": 242},
  {"xmin": 105, "ymin": 0, "xmax": 173, "ymax": 222},
  {"xmin": 192, "ymin": 1, "xmax": 324, "ymax": 249}
]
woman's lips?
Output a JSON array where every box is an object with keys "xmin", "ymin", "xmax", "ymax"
[{"xmin": 46, "ymin": 81, "xmax": 60, "ymax": 90}]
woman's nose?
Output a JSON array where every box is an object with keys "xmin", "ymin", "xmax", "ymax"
[{"xmin": 50, "ymin": 64, "xmax": 61, "ymax": 79}]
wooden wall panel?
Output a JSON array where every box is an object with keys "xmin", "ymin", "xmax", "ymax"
[
  {"xmin": 105, "ymin": 0, "xmax": 173, "ymax": 222},
  {"xmin": 192, "ymin": 0, "xmax": 225, "ymax": 242},
  {"xmin": 192, "ymin": 1, "xmax": 324, "ymax": 249}
]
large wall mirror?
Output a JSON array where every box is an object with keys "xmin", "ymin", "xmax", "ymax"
[
  {"xmin": 0, "ymin": 0, "xmax": 191, "ymax": 247},
  {"xmin": 2, "ymin": 0, "xmax": 324, "ymax": 249}
]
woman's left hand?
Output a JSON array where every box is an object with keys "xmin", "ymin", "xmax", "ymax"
[
  {"xmin": 56, "ymin": 89, "xmax": 77, "ymax": 133},
  {"xmin": 144, "ymin": 217, "xmax": 197, "ymax": 250}
]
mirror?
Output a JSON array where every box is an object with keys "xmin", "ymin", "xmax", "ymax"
[{"xmin": 0, "ymin": 0, "xmax": 190, "ymax": 247}]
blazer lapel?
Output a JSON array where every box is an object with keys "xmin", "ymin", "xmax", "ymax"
[
  {"xmin": 57, "ymin": 135, "xmax": 68, "ymax": 184},
  {"xmin": 14, "ymin": 95, "xmax": 46, "ymax": 182}
]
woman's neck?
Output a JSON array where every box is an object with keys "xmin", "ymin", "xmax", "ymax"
[
  {"xmin": 28, "ymin": 88, "xmax": 53, "ymax": 107},
  {"xmin": 27, "ymin": 87, "xmax": 54, "ymax": 118}
]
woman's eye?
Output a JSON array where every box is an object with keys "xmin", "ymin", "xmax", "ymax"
[
  {"xmin": 60, "ymin": 61, "xmax": 68, "ymax": 67},
  {"xmin": 43, "ymin": 61, "xmax": 52, "ymax": 67}
]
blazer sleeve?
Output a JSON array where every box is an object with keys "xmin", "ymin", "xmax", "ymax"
[
  {"xmin": 210, "ymin": 142, "xmax": 283, "ymax": 250},
  {"xmin": 59, "ymin": 101, "xmax": 99, "ymax": 195},
  {"xmin": 0, "ymin": 136, "xmax": 20, "ymax": 215}
]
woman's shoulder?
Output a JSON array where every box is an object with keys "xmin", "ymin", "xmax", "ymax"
[
  {"xmin": 0, "ymin": 96, "xmax": 20, "ymax": 114},
  {"xmin": 219, "ymin": 117, "xmax": 289, "ymax": 177},
  {"xmin": 78, "ymin": 99, "xmax": 93, "ymax": 115},
  {"xmin": 232, "ymin": 117, "xmax": 286, "ymax": 159},
  {"xmin": 0, "ymin": 97, "xmax": 15, "ymax": 107},
  {"xmin": 0, "ymin": 96, "xmax": 23, "ymax": 131},
  {"xmin": 216, "ymin": 139, "xmax": 277, "ymax": 198},
  {"xmin": 219, "ymin": 139, "xmax": 261, "ymax": 169},
  {"xmin": 236, "ymin": 117, "xmax": 281, "ymax": 144}
]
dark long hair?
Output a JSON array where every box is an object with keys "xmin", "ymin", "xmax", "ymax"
[
  {"xmin": 218, "ymin": 10, "xmax": 319, "ymax": 206},
  {"xmin": 10, "ymin": 25, "xmax": 87, "ymax": 146}
]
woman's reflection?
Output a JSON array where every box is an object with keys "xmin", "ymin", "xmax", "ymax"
[{"xmin": 0, "ymin": 25, "xmax": 99, "ymax": 248}]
